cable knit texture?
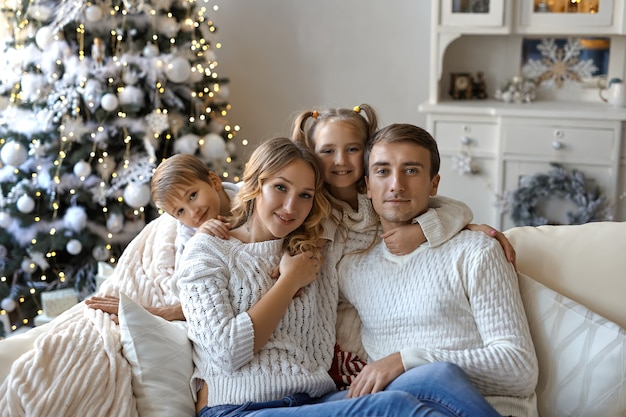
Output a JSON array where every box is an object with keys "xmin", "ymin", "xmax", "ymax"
[
  {"xmin": 338, "ymin": 229, "xmax": 539, "ymax": 417},
  {"xmin": 173, "ymin": 233, "xmax": 340, "ymax": 407},
  {"xmin": 0, "ymin": 213, "xmax": 181, "ymax": 416}
]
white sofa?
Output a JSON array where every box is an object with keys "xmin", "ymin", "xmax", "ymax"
[{"xmin": 1, "ymin": 218, "xmax": 625, "ymax": 417}]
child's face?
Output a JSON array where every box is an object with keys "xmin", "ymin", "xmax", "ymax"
[
  {"xmin": 250, "ymin": 158, "xmax": 315, "ymax": 241},
  {"xmin": 165, "ymin": 175, "xmax": 223, "ymax": 229},
  {"xmin": 312, "ymin": 120, "xmax": 365, "ymax": 191}
]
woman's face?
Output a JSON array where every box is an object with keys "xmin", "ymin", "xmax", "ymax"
[
  {"xmin": 251, "ymin": 158, "xmax": 316, "ymax": 241},
  {"xmin": 313, "ymin": 120, "xmax": 365, "ymax": 191}
]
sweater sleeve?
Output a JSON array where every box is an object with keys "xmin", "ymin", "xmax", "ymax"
[
  {"xmin": 175, "ymin": 234, "xmax": 255, "ymax": 374},
  {"xmin": 414, "ymin": 195, "xmax": 473, "ymax": 248},
  {"xmin": 400, "ymin": 239, "xmax": 538, "ymax": 397}
]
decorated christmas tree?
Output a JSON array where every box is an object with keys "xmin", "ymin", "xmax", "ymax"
[{"xmin": 0, "ymin": 0, "xmax": 242, "ymax": 335}]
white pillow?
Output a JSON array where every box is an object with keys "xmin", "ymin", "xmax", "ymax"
[
  {"xmin": 518, "ymin": 273, "xmax": 626, "ymax": 417},
  {"xmin": 118, "ymin": 292, "xmax": 195, "ymax": 417}
]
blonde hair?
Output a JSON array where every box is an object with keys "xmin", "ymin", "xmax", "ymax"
[
  {"xmin": 291, "ymin": 103, "xmax": 379, "ymax": 194},
  {"xmin": 151, "ymin": 154, "xmax": 215, "ymax": 210},
  {"xmin": 231, "ymin": 137, "xmax": 331, "ymax": 257}
]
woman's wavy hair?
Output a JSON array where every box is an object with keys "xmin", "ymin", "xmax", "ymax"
[{"xmin": 230, "ymin": 137, "xmax": 331, "ymax": 257}]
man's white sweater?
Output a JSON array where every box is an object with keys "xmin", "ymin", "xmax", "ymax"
[{"xmin": 339, "ymin": 229, "xmax": 539, "ymax": 417}]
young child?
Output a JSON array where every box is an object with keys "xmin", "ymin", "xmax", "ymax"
[
  {"xmin": 86, "ymin": 153, "xmax": 238, "ymax": 320},
  {"xmin": 150, "ymin": 153, "xmax": 238, "ymax": 268}
]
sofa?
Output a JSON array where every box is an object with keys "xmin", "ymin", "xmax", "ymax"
[{"xmin": 0, "ymin": 216, "xmax": 624, "ymax": 417}]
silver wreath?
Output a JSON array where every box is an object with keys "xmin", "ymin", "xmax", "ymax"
[{"xmin": 507, "ymin": 164, "xmax": 609, "ymax": 227}]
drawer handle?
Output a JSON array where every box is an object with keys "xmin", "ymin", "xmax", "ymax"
[
  {"xmin": 460, "ymin": 136, "xmax": 471, "ymax": 145},
  {"xmin": 553, "ymin": 130, "xmax": 564, "ymax": 138},
  {"xmin": 552, "ymin": 140, "xmax": 564, "ymax": 150}
]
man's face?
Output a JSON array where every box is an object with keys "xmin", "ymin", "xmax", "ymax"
[{"xmin": 366, "ymin": 141, "xmax": 440, "ymax": 232}]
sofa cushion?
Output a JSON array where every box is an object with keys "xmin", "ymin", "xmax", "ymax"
[
  {"xmin": 118, "ymin": 293, "xmax": 195, "ymax": 417},
  {"xmin": 504, "ymin": 222, "xmax": 626, "ymax": 329},
  {"xmin": 518, "ymin": 273, "xmax": 626, "ymax": 417}
]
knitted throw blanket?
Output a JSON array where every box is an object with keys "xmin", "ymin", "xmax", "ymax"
[{"xmin": 0, "ymin": 214, "xmax": 179, "ymax": 417}]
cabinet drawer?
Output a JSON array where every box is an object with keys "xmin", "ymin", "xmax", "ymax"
[
  {"xmin": 432, "ymin": 121, "xmax": 497, "ymax": 153},
  {"xmin": 503, "ymin": 125, "xmax": 615, "ymax": 161}
]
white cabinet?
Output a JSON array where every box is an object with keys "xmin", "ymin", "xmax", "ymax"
[{"xmin": 422, "ymin": 0, "xmax": 626, "ymax": 228}]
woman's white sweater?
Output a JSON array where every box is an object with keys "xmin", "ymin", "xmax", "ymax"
[{"xmin": 173, "ymin": 234, "xmax": 339, "ymax": 407}]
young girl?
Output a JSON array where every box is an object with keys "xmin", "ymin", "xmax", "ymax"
[
  {"xmin": 292, "ymin": 103, "xmax": 516, "ymax": 258},
  {"xmin": 173, "ymin": 136, "xmax": 502, "ymax": 417}
]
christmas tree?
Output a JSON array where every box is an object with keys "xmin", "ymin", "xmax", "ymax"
[{"xmin": 0, "ymin": 0, "xmax": 242, "ymax": 336}]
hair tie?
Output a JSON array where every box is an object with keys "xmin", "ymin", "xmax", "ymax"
[
  {"xmin": 353, "ymin": 106, "xmax": 361, "ymax": 113},
  {"xmin": 312, "ymin": 110, "xmax": 319, "ymax": 119}
]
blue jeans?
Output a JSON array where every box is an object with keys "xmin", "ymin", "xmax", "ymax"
[{"xmin": 197, "ymin": 362, "xmax": 502, "ymax": 417}]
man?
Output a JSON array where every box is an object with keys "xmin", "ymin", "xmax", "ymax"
[{"xmin": 338, "ymin": 123, "xmax": 539, "ymax": 417}]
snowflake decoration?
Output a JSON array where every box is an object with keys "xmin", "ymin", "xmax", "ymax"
[
  {"xmin": 108, "ymin": 153, "xmax": 156, "ymax": 194},
  {"xmin": 522, "ymin": 38, "xmax": 598, "ymax": 89},
  {"xmin": 60, "ymin": 115, "xmax": 90, "ymax": 143},
  {"xmin": 452, "ymin": 151, "xmax": 479, "ymax": 176},
  {"xmin": 145, "ymin": 109, "xmax": 169, "ymax": 134},
  {"xmin": 28, "ymin": 139, "xmax": 47, "ymax": 159}
]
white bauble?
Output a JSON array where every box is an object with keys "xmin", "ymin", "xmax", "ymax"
[
  {"xmin": 63, "ymin": 206, "xmax": 88, "ymax": 232},
  {"xmin": 16, "ymin": 194, "xmax": 35, "ymax": 214},
  {"xmin": 84, "ymin": 5, "xmax": 103, "ymax": 22},
  {"xmin": 73, "ymin": 160, "xmax": 92, "ymax": 178},
  {"xmin": 0, "ymin": 212, "xmax": 10, "ymax": 228},
  {"xmin": 200, "ymin": 133, "xmax": 227, "ymax": 162},
  {"xmin": 20, "ymin": 72, "xmax": 45, "ymax": 101},
  {"xmin": 92, "ymin": 245, "xmax": 110, "ymax": 261},
  {"xmin": 157, "ymin": 15, "xmax": 178, "ymax": 38},
  {"xmin": 1, "ymin": 297, "xmax": 16, "ymax": 312},
  {"xmin": 165, "ymin": 57, "xmax": 191, "ymax": 83},
  {"xmin": 106, "ymin": 212, "xmax": 124, "ymax": 233},
  {"xmin": 143, "ymin": 43, "xmax": 159, "ymax": 58},
  {"xmin": 118, "ymin": 85, "xmax": 145, "ymax": 108},
  {"xmin": 173, "ymin": 133, "xmax": 199, "ymax": 154},
  {"xmin": 216, "ymin": 85, "xmax": 230, "ymax": 100},
  {"xmin": 66, "ymin": 239, "xmax": 82, "ymax": 255},
  {"xmin": 100, "ymin": 93, "xmax": 119, "ymax": 112},
  {"xmin": 35, "ymin": 25, "xmax": 56, "ymax": 50},
  {"xmin": 1, "ymin": 141, "xmax": 28, "ymax": 166},
  {"xmin": 123, "ymin": 182, "xmax": 151, "ymax": 208}
]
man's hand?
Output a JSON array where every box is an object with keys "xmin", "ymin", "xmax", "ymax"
[{"xmin": 347, "ymin": 352, "xmax": 405, "ymax": 398}]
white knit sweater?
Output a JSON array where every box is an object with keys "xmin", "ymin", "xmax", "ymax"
[
  {"xmin": 339, "ymin": 230, "xmax": 539, "ymax": 417},
  {"xmin": 173, "ymin": 233, "xmax": 339, "ymax": 407}
]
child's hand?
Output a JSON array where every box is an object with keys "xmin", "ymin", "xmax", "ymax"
[
  {"xmin": 381, "ymin": 224, "xmax": 426, "ymax": 255},
  {"xmin": 196, "ymin": 215, "xmax": 231, "ymax": 239},
  {"xmin": 466, "ymin": 223, "xmax": 517, "ymax": 270}
]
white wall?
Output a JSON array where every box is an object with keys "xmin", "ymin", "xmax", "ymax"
[{"xmin": 214, "ymin": 0, "xmax": 432, "ymax": 159}]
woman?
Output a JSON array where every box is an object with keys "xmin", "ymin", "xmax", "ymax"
[{"xmin": 173, "ymin": 136, "xmax": 501, "ymax": 417}]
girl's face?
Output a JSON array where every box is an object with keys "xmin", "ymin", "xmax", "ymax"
[
  {"xmin": 251, "ymin": 158, "xmax": 316, "ymax": 241},
  {"xmin": 165, "ymin": 173, "xmax": 223, "ymax": 229},
  {"xmin": 313, "ymin": 120, "xmax": 365, "ymax": 191}
]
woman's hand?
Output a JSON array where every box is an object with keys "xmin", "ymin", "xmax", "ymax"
[{"xmin": 276, "ymin": 250, "xmax": 322, "ymax": 293}]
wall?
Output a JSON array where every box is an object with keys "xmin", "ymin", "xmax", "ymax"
[{"xmin": 214, "ymin": 0, "xmax": 432, "ymax": 159}]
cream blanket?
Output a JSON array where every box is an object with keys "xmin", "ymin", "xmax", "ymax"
[{"xmin": 0, "ymin": 214, "xmax": 179, "ymax": 417}]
